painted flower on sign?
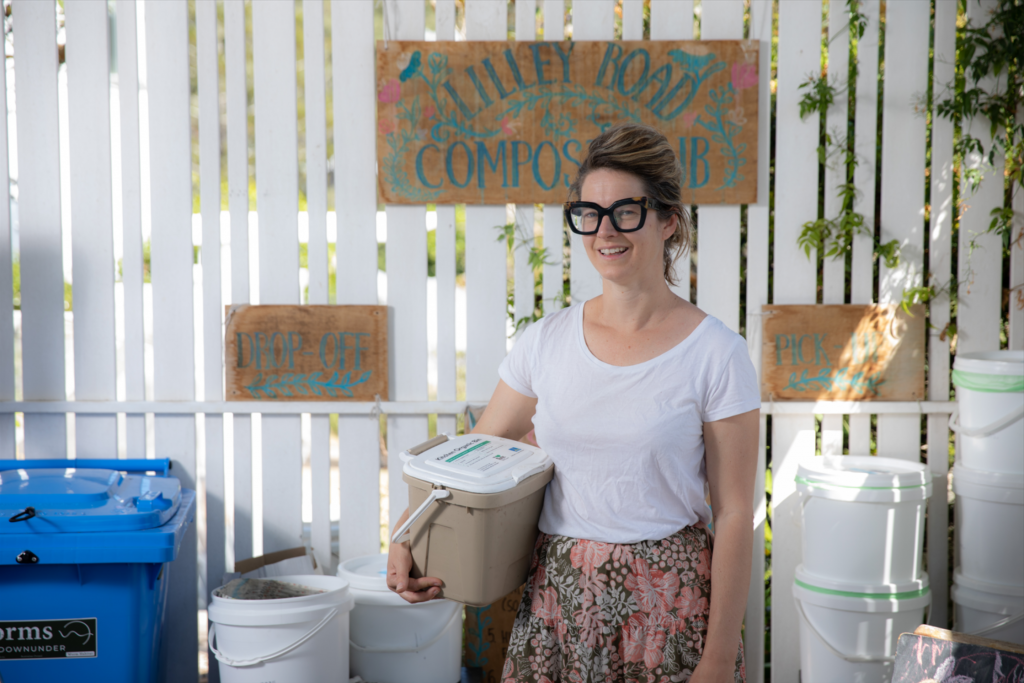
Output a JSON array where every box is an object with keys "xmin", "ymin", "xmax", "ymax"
[
  {"xmin": 731, "ymin": 62, "xmax": 758, "ymax": 89},
  {"xmin": 378, "ymin": 118, "xmax": 395, "ymax": 135},
  {"xmin": 378, "ymin": 78, "xmax": 401, "ymax": 104}
]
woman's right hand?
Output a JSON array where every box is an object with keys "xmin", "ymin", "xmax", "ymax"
[{"xmin": 386, "ymin": 509, "xmax": 443, "ymax": 603}]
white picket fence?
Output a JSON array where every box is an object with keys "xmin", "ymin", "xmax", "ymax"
[{"xmin": 1, "ymin": 1, "xmax": 1021, "ymax": 681}]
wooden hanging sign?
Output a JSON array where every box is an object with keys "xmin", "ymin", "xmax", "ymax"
[
  {"xmin": 760, "ymin": 304, "xmax": 925, "ymax": 401},
  {"xmin": 376, "ymin": 40, "xmax": 760, "ymax": 205},
  {"xmin": 224, "ymin": 305, "xmax": 388, "ymax": 401}
]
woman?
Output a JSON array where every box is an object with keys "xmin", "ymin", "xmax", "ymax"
[{"xmin": 388, "ymin": 123, "xmax": 759, "ymax": 682}]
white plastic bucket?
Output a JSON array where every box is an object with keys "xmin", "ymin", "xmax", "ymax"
[
  {"xmin": 338, "ymin": 553, "xmax": 463, "ymax": 683},
  {"xmin": 793, "ymin": 566, "xmax": 931, "ymax": 683},
  {"xmin": 797, "ymin": 455, "xmax": 931, "ymax": 587},
  {"xmin": 953, "ymin": 464, "xmax": 1024, "ymax": 587},
  {"xmin": 952, "ymin": 569, "xmax": 1024, "ymax": 646},
  {"xmin": 207, "ymin": 574, "xmax": 354, "ymax": 683},
  {"xmin": 952, "ymin": 351, "xmax": 1024, "ymax": 474}
]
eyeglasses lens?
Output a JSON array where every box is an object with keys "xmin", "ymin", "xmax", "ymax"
[{"xmin": 569, "ymin": 202, "xmax": 644, "ymax": 233}]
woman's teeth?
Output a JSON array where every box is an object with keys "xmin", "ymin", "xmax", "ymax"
[{"xmin": 599, "ymin": 247, "xmax": 627, "ymax": 255}]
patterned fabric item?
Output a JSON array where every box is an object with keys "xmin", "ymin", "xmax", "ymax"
[{"xmin": 501, "ymin": 526, "xmax": 746, "ymax": 683}]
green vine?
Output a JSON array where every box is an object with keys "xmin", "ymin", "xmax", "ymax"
[{"xmin": 495, "ymin": 221, "xmax": 569, "ymax": 335}]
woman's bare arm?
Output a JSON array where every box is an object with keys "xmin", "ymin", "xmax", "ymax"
[{"xmin": 692, "ymin": 409, "xmax": 759, "ymax": 681}]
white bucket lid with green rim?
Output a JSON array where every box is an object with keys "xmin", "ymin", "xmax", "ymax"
[
  {"xmin": 794, "ymin": 565, "xmax": 931, "ymax": 613},
  {"xmin": 953, "ymin": 351, "xmax": 1024, "ymax": 393},
  {"xmin": 796, "ymin": 455, "xmax": 932, "ymax": 503},
  {"xmin": 797, "ymin": 564, "xmax": 929, "ymax": 597}
]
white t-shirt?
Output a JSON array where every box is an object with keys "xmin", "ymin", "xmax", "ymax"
[{"xmin": 498, "ymin": 302, "xmax": 760, "ymax": 544}]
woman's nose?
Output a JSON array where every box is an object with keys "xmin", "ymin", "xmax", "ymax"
[{"xmin": 595, "ymin": 214, "xmax": 617, "ymax": 237}]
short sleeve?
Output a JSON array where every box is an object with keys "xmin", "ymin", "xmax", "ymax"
[
  {"xmin": 498, "ymin": 318, "xmax": 543, "ymax": 399},
  {"xmin": 702, "ymin": 333, "xmax": 761, "ymax": 423}
]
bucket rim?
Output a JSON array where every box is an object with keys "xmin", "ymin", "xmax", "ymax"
[
  {"xmin": 794, "ymin": 578, "xmax": 929, "ymax": 601},
  {"xmin": 954, "ymin": 568, "xmax": 1024, "ymax": 597},
  {"xmin": 953, "ymin": 465, "xmax": 1024, "ymax": 490},
  {"xmin": 210, "ymin": 575, "xmax": 352, "ymax": 608},
  {"xmin": 796, "ymin": 455, "xmax": 929, "ymax": 491},
  {"xmin": 954, "ymin": 350, "xmax": 1024, "ymax": 373}
]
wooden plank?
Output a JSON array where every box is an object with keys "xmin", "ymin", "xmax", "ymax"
[
  {"xmin": 1013, "ymin": 153, "xmax": 1023, "ymax": 350},
  {"xmin": 542, "ymin": 0, "xmax": 563, "ymax": 40},
  {"xmin": 542, "ymin": 205, "xmax": 564, "ymax": 315},
  {"xmin": 303, "ymin": 0, "xmax": 333, "ymax": 574},
  {"xmin": 877, "ymin": 0, "xmax": 929, "ymax": 460},
  {"xmin": 333, "ymin": 0, "xmax": 382, "ymax": 562},
  {"xmin": 225, "ymin": 305, "xmax": 388, "ymax": 401},
  {"xmin": 65, "ymin": 1, "xmax": 117, "ymax": 458},
  {"xmin": 621, "ymin": 0, "xmax": 643, "ymax": 40},
  {"xmin": 770, "ymin": 3, "xmax": 821, "ymax": 680},
  {"xmin": 513, "ymin": 5, "xmax": 535, "ymax": 341},
  {"xmin": 570, "ymin": 0, "xmax": 613, "ymax": 305},
  {"xmin": 744, "ymin": 3, "xmax": 772, "ymax": 677},
  {"xmin": 196, "ymin": 0, "xmax": 225, "ymax": 629},
  {"xmin": 651, "ymin": 0, "xmax": 693, "ymax": 304},
  {"xmin": 926, "ymin": 0, "xmax": 956, "ymax": 628},
  {"xmin": 516, "ymin": 0, "xmax": 536, "ymax": 40},
  {"xmin": 0, "ymin": 12, "xmax": 14, "ymax": 459},
  {"xmin": 253, "ymin": 0, "xmax": 302, "ymax": 555},
  {"xmin": 820, "ymin": 1, "xmax": 851, "ymax": 455},
  {"xmin": 13, "ymin": 0, "xmax": 67, "ymax": 458},
  {"xmin": 384, "ymin": 0, "xmax": 427, "ymax": 534},
  {"xmin": 435, "ymin": 204, "xmax": 458, "ymax": 437},
  {"xmin": 849, "ymin": 0, "xmax": 880, "ymax": 456},
  {"xmin": 957, "ymin": 0, "xmax": 1004, "ymax": 355},
  {"xmin": 225, "ymin": 0, "xmax": 253, "ymax": 567},
  {"xmin": 436, "ymin": 0, "xmax": 456, "ymax": 40},
  {"xmin": 115, "ymin": 0, "xmax": 146, "ymax": 459},
  {"xmin": 695, "ymin": 0, "xmax": 743, "ymax": 333},
  {"xmin": 144, "ymin": 2, "xmax": 198, "ymax": 680}
]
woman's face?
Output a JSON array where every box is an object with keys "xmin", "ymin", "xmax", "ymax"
[{"xmin": 578, "ymin": 167, "xmax": 676, "ymax": 289}]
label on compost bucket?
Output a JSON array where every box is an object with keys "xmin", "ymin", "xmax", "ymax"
[
  {"xmin": 0, "ymin": 618, "xmax": 97, "ymax": 660},
  {"xmin": 431, "ymin": 437, "xmax": 536, "ymax": 475}
]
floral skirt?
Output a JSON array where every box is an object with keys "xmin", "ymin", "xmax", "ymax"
[{"xmin": 501, "ymin": 526, "xmax": 746, "ymax": 683}]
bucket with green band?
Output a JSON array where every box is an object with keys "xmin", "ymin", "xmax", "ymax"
[
  {"xmin": 794, "ymin": 565, "xmax": 931, "ymax": 683},
  {"xmin": 797, "ymin": 456, "xmax": 931, "ymax": 588},
  {"xmin": 952, "ymin": 351, "xmax": 1024, "ymax": 474}
]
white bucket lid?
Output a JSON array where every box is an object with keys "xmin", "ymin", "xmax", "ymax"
[
  {"xmin": 952, "ymin": 464, "xmax": 1024, "ymax": 504},
  {"xmin": 796, "ymin": 564, "xmax": 930, "ymax": 596},
  {"xmin": 954, "ymin": 568, "xmax": 1024, "ymax": 598},
  {"xmin": 401, "ymin": 434, "xmax": 552, "ymax": 494},
  {"xmin": 793, "ymin": 565, "xmax": 931, "ymax": 613},
  {"xmin": 797, "ymin": 455, "xmax": 931, "ymax": 502},
  {"xmin": 337, "ymin": 553, "xmax": 392, "ymax": 593},
  {"xmin": 954, "ymin": 350, "xmax": 1024, "ymax": 376}
]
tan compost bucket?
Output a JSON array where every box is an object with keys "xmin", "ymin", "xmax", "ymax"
[{"xmin": 392, "ymin": 434, "xmax": 554, "ymax": 607}]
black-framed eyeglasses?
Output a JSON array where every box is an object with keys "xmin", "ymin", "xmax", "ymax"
[{"xmin": 563, "ymin": 197, "xmax": 667, "ymax": 235}]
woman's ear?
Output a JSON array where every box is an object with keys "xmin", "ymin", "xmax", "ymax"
[{"xmin": 661, "ymin": 212, "xmax": 678, "ymax": 242}]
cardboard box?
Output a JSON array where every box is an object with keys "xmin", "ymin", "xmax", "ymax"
[{"xmin": 464, "ymin": 584, "xmax": 525, "ymax": 683}]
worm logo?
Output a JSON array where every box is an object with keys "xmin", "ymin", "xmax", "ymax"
[{"xmin": 0, "ymin": 618, "xmax": 98, "ymax": 660}]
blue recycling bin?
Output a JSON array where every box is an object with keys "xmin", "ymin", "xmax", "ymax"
[{"xmin": 0, "ymin": 459, "xmax": 195, "ymax": 683}]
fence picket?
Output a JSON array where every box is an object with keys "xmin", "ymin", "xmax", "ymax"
[
  {"xmin": 0, "ymin": 13, "xmax": 13, "ymax": 459},
  {"xmin": 65, "ymin": 1, "xmax": 117, "ymax": 459},
  {"xmin": 926, "ymin": 0, "xmax": 957, "ymax": 628},
  {"xmin": 1013, "ymin": 156, "xmax": 1023, "ymax": 349},
  {"xmin": 849, "ymin": 0, "xmax": 880, "ymax": 455},
  {"xmin": 115, "ymin": 0, "xmax": 146, "ymax": 459},
  {"xmin": 622, "ymin": 0, "xmax": 643, "ymax": 39},
  {"xmin": 13, "ymin": 0, "xmax": 67, "ymax": 458},
  {"xmin": 513, "ymin": 2, "xmax": 536, "ymax": 341},
  {"xmin": 877, "ymin": 0, "xmax": 929, "ymax": 460},
  {"xmin": 144, "ymin": 2, "xmax": 198, "ymax": 680},
  {"xmin": 771, "ymin": 2, "xmax": 822, "ymax": 680},
  {"xmin": 253, "ymin": 0, "xmax": 303, "ymax": 555},
  {"xmin": 541, "ymin": 2, "xmax": 564, "ymax": 318},
  {"xmin": 334, "ymin": 0, "xmax": 381, "ymax": 561},
  {"xmin": 225, "ymin": 0, "xmax": 253, "ymax": 567},
  {"xmin": 744, "ymin": 3, "xmax": 772, "ymax": 678}
]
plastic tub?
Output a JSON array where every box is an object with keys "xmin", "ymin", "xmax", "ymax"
[
  {"xmin": 395, "ymin": 434, "xmax": 554, "ymax": 606},
  {"xmin": 793, "ymin": 565, "xmax": 931, "ymax": 683},
  {"xmin": 797, "ymin": 455, "xmax": 931, "ymax": 587},
  {"xmin": 952, "ymin": 569, "xmax": 1024, "ymax": 646},
  {"xmin": 339, "ymin": 553, "xmax": 462, "ymax": 683},
  {"xmin": 952, "ymin": 351, "xmax": 1024, "ymax": 474},
  {"xmin": 953, "ymin": 465, "xmax": 1024, "ymax": 587},
  {"xmin": 208, "ymin": 574, "xmax": 353, "ymax": 683},
  {"xmin": 0, "ymin": 459, "xmax": 194, "ymax": 683}
]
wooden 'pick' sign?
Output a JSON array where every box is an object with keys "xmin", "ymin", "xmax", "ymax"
[
  {"xmin": 761, "ymin": 304, "xmax": 924, "ymax": 401},
  {"xmin": 225, "ymin": 305, "xmax": 388, "ymax": 401}
]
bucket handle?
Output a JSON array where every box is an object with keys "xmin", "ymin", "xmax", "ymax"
[
  {"xmin": 949, "ymin": 404, "xmax": 1024, "ymax": 439},
  {"xmin": 208, "ymin": 607, "xmax": 338, "ymax": 668},
  {"xmin": 349, "ymin": 602, "xmax": 462, "ymax": 654},
  {"xmin": 390, "ymin": 488, "xmax": 451, "ymax": 545},
  {"xmin": 965, "ymin": 610, "xmax": 1024, "ymax": 637},
  {"xmin": 795, "ymin": 597, "xmax": 929, "ymax": 664}
]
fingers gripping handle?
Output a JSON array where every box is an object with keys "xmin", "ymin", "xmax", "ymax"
[{"xmin": 391, "ymin": 488, "xmax": 451, "ymax": 545}]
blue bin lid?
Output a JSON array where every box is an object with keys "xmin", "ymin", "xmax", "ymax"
[{"xmin": 0, "ymin": 467, "xmax": 182, "ymax": 534}]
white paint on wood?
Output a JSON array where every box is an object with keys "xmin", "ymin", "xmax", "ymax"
[
  {"xmin": 0, "ymin": 13, "xmax": 12, "ymax": 458},
  {"xmin": 436, "ymin": 0, "xmax": 456, "ymax": 40},
  {"xmin": 144, "ymin": 3, "xmax": 198, "ymax": 679},
  {"xmin": 621, "ymin": 0, "xmax": 643, "ymax": 40},
  {"xmin": 542, "ymin": 206, "xmax": 564, "ymax": 316},
  {"xmin": 516, "ymin": 0, "xmax": 537, "ymax": 40},
  {"xmin": 650, "ymin": 0, "xmax": 694, "ymax": 41},
  {"xmin": 1012, "ymin": 151, "xmax": 1024, "ymax": 350},
  {"xmin": 253, "ymin": 0, "xmax": 302, "ymax": 555},
  {"xmin": 65, "ymin": 1, "xmax": 117, "ymax": 458},
  {"xmin": 225, "ymin": 0, "xmax": 253, "ymax": 566},
  {"xmin": 435, "ymin": 204, "xmax": 458, "ymax": 437},
  {"xmin": 13, "ymin": 0, "xmax": 67, "ymax": 457},
  {"xmin": 116, "ymin": 0, "xmax": 146, "ymax": 457},
  {"xmin": 958, "ymin": 0, "xmax": 1005, "ymax": 354},
  {"xmin": 464, "ymin": 202, "xmax": 508, "ymax": 401},
  {"xmin": 542, "ymin": 0, "xmax": 564, "ymax": 40},
  {"xmin": 514, "ymin": 208, "xmax": 535, "ymax": 340}
]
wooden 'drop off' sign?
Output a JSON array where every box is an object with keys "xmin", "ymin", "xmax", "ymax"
[
  {"xmin": 376, "ymin": 40, "xmax": 759, "ymax": 205},
  {"xmin": 225, "ymin": 305, "xmax": 388, "ymax": 401},
  {"xmin": 761, "ymin": 304, "xmax": 925, "ymax": 401}
]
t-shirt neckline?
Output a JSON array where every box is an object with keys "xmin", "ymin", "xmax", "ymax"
[{"xmin": 575, "ymin": 300, "xmax": 713, "ymax": 371}]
